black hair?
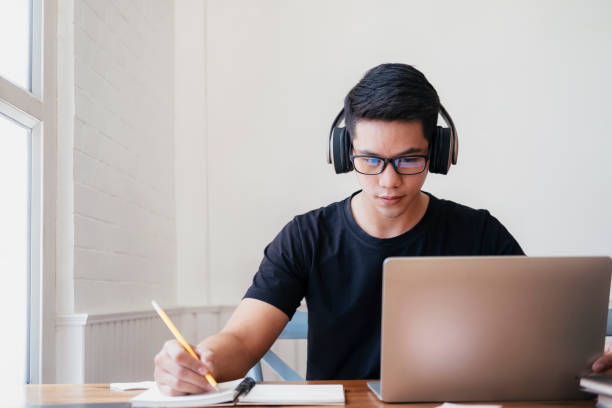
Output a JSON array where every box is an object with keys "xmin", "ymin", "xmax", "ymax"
[{"xmin": 344, "ymin": 63, "xmax": 440, "ymax": 145}]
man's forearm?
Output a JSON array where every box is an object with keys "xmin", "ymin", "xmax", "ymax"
[{"xmin": 197, "ymin": 331, "xmax": 258, "ymax": 382}]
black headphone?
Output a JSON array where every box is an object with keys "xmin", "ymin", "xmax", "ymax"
[{"xmin": 327, "ymin": 104, "xmax": 459, "ymax": 175}]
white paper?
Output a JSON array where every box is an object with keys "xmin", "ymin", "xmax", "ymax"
[
  {"xmin": 130, "ymin": 379, "xmax": 345, "ymax": 407},
  {"xmin": 437, "ymin": 403, "xmax": 502, "ymax": 408},
  {"xmin": 240, "ymin": 384, "xmax": 345, "ymax": 405},
  {"xmin": 131, "ymin": 379, "xmax": 242, "ymax": 407},
  {"xmin": 110, "ymin": 380, "xmax": 156, "ymax": 391}
]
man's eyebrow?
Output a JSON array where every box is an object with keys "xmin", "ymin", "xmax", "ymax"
[{"xmin": 355, "ymin": 147, "xmax": 426, "ymax": 156}]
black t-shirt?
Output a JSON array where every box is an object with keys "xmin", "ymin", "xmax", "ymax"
[{"xmin": 244, "ymin": 191, "xmax": 524, "ymax": 380}]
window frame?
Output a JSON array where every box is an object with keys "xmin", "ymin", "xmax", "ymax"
[{"xmin": 0, "ymin": 0, "xmax": 57, "ymax": 384}]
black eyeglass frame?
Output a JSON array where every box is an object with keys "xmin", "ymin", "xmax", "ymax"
[{"xmin": 349, "ymin": 154, "xmax": 430, "ymax": 175}]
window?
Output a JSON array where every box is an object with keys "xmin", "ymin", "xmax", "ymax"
[
  {"xmin": 0, "ymin": 0, "xmax": 32, "ymax": 90},
  {"xmin": 0, "ymin": 0, "xmax": 56, "ymax": 384},
  {"xmin": 0, "ymin": 115, "xmax": 31, "ymax": 385}
]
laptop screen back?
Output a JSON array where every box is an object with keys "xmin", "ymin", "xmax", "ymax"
[{"xmin": 380, "ymin": 256, "xmax": 611, "ymax": 402}]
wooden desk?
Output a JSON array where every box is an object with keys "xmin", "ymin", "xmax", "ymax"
[{"xmin": 23, "ymin": 381, "xmax": 597, "ymax": 408}]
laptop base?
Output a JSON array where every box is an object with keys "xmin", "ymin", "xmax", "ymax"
[{"xmin": 367, "ymin": 381, "xmax": 382, "ymax": 401}]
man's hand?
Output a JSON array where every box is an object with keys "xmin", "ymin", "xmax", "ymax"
[
  {"xmin": 153, "ymin": 339, "xmax": 216, "ymax": 396},
  {"xmin": 592, "ymin": 342, "xmax": 612, "ymax": 374},
  {"xmin": 152, "ymin": 299, "xmax": 289, "ymax": 392}
]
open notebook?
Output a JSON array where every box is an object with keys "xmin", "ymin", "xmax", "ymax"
[{"xmin": 131, "ymin": 378, "xmax": 345, "ymax": 407}]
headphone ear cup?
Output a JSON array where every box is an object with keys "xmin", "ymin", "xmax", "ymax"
[
  {"xmin": 430, "ymin": 126, "xmax": 451, "ymax": 175},
  {"xmin": 331, "ymin": 127, "xmax": 353, "ymax": 174}
]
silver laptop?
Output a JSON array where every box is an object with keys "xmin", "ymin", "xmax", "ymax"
[{"xmin": 367, "ymin": 256, "xmax": 612, "ymax": 402}]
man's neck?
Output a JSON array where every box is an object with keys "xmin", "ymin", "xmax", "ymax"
[{"xmin": 350, "ymin": 191, "xmax": 430, "ymax": 239}]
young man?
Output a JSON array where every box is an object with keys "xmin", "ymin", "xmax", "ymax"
[{"xmin": 153, "ymin": 64, "xmax": 610, "ymax": 395}]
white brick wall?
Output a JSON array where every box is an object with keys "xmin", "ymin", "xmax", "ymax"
[
  {"xmin": 70, "ymin": 0, "xmax": 175, "ymax": 313},
  {"xmin": 55, "ymin": 0, "xmax": 309, "ymax": 383}
]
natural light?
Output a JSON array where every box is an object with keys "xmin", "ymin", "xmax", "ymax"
[
  {"xmin": 0, "ymin": 114, "xmax": 30, "ymax": 386},
  {"xmin": 0, "ymin": 0, "xmax": 31, "ymax": 90},
  {"xmin": 0, "ymin": 0, "xmax": 35, "ymax": 389},
  {"xmin": 0, "ymin": 0, "xmax": 32, "ymax": 386}
]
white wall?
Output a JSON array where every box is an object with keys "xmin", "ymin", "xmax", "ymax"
[
  {"xmin": 58, "ymin": 0, "xmax": 176, "ymax": 314},
  {"xmin": 205, "ymin": 0, "xmax": 612, "ymax": 304},
  {"xmin": 175, "ymin": 0, "xmax": 209, "ymax": 306},
  {"xmin": 55, "ymin": 0, "xmax": 612, "ymax": 313}
]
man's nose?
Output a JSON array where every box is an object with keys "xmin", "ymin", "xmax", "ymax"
[{"xmin": 378, "ymin": 161, "xmax": 401, "ymax": 188}]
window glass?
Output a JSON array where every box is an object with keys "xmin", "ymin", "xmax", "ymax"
[
  {"xmin": 0, "ymin": 0, "xmax": 32, "ymax": 90},
  {"xmin": 0, "ymin": 114, "xmax": 30, "ymax": 385}
]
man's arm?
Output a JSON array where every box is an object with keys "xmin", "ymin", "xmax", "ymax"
[
  {"xmin": 201, "ymin": 298, "xmax": 290, "ymax": 380},
  {"xmin": 154, "ymin": 298, "xmax": 289, "ymax": 395}
]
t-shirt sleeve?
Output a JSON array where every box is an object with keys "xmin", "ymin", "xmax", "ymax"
[
  {"xmin": 243, "ymin": 217, "xmax": 308, "ymax": 319},
  {"xmin": 481, "ymin": 213, "xmax": 525, "ymax": 255}
]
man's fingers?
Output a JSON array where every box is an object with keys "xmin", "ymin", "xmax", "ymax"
[
  {"xmin": 164, "ymin": 340, "xmax": 209, "ymax": 375},
  {"xmin": 156, "ymin": 366, "xmax": 208, "ymax": 395},
  {"xmin": 196, "ymin": 345, "xmax": 216, "ymax": 377},
  {"xmin": 155, "ymin": 366, "xmax": 185, "ymax": 396},
  {"xmin": 592, "ymin": 353, "xmax": 612, "ymax": 372},
  {"xmin": 162, "ymin": 354, "xmax": 211, "ymax": 390},
  {"xmin": 158, "ymin": 384, "xmax": 185, "ymax": 397},
  {"xmin": 154, "ymin": 340, "xmax": 215, "ymax": 395}
]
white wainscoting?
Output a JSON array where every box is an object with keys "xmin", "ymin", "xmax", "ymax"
[
  {"xmin": 55, "ymin": 305, "xmax": 307, "ymax": 383},
  {"xmin": 55, "ymin": 306, "xmax": 234, "ymax": 383}
]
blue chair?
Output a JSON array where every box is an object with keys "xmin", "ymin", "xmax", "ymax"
[
  {"xmin": 607, "ymin": 308, "xmax": 612, "ymax": 336},
  {"xmin": 247, "ymin": 311, "xmax": 308, "ymax": 381}
]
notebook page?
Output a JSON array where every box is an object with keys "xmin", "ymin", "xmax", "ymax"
[
  {"xmin": 239, "ymin": 384, "xmax": 345, "ymax": 405},
  {"xmin": 131, "ymin": 379, "xmax": 242, "ymax": 407}
]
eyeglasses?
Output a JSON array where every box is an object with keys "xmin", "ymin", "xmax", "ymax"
[{"xmin": 349, "ymin": 154, "xmax": 429, "ymax": 175}]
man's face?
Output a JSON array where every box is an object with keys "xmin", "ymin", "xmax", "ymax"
[{"xmin": 351, "ymin": 119, "xmax": 429, "ymax": 220}]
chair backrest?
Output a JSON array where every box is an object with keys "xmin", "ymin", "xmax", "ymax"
[{"xmin": 247, "ymin": 311, "xmax": 307, "ymax": 381}]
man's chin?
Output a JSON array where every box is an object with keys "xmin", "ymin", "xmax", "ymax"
[{"xmin": 375, "ymin": 204, "xmax": 407, "ymax": 220}]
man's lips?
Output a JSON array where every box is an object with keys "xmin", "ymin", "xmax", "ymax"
[{"xmin": 377, "ymin": 195, "xmax": 403, "ymax": 203}]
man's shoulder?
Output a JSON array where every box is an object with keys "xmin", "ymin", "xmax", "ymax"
[
  {"xmin": 292, "ymin": 194, "xmax": 349, "ymax": 226},
  {"xmin": 426, "ymin": 193, "xmax": 506, "ymax": 238},
  {"xmin": 428, "ymin": 193, "xmax": 495, "ymax": 224},
  {"xmin": 274, "ymin": 194, "xmax": 354, "ymax": 247},
  {"xmin": 427, "ymin": 192, "xmax": 524, "ymax": 255}
]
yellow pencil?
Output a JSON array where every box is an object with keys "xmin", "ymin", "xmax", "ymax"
[{"xmin": 152, "ymin": 300, "xmax": 220, "ymax": 392}]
